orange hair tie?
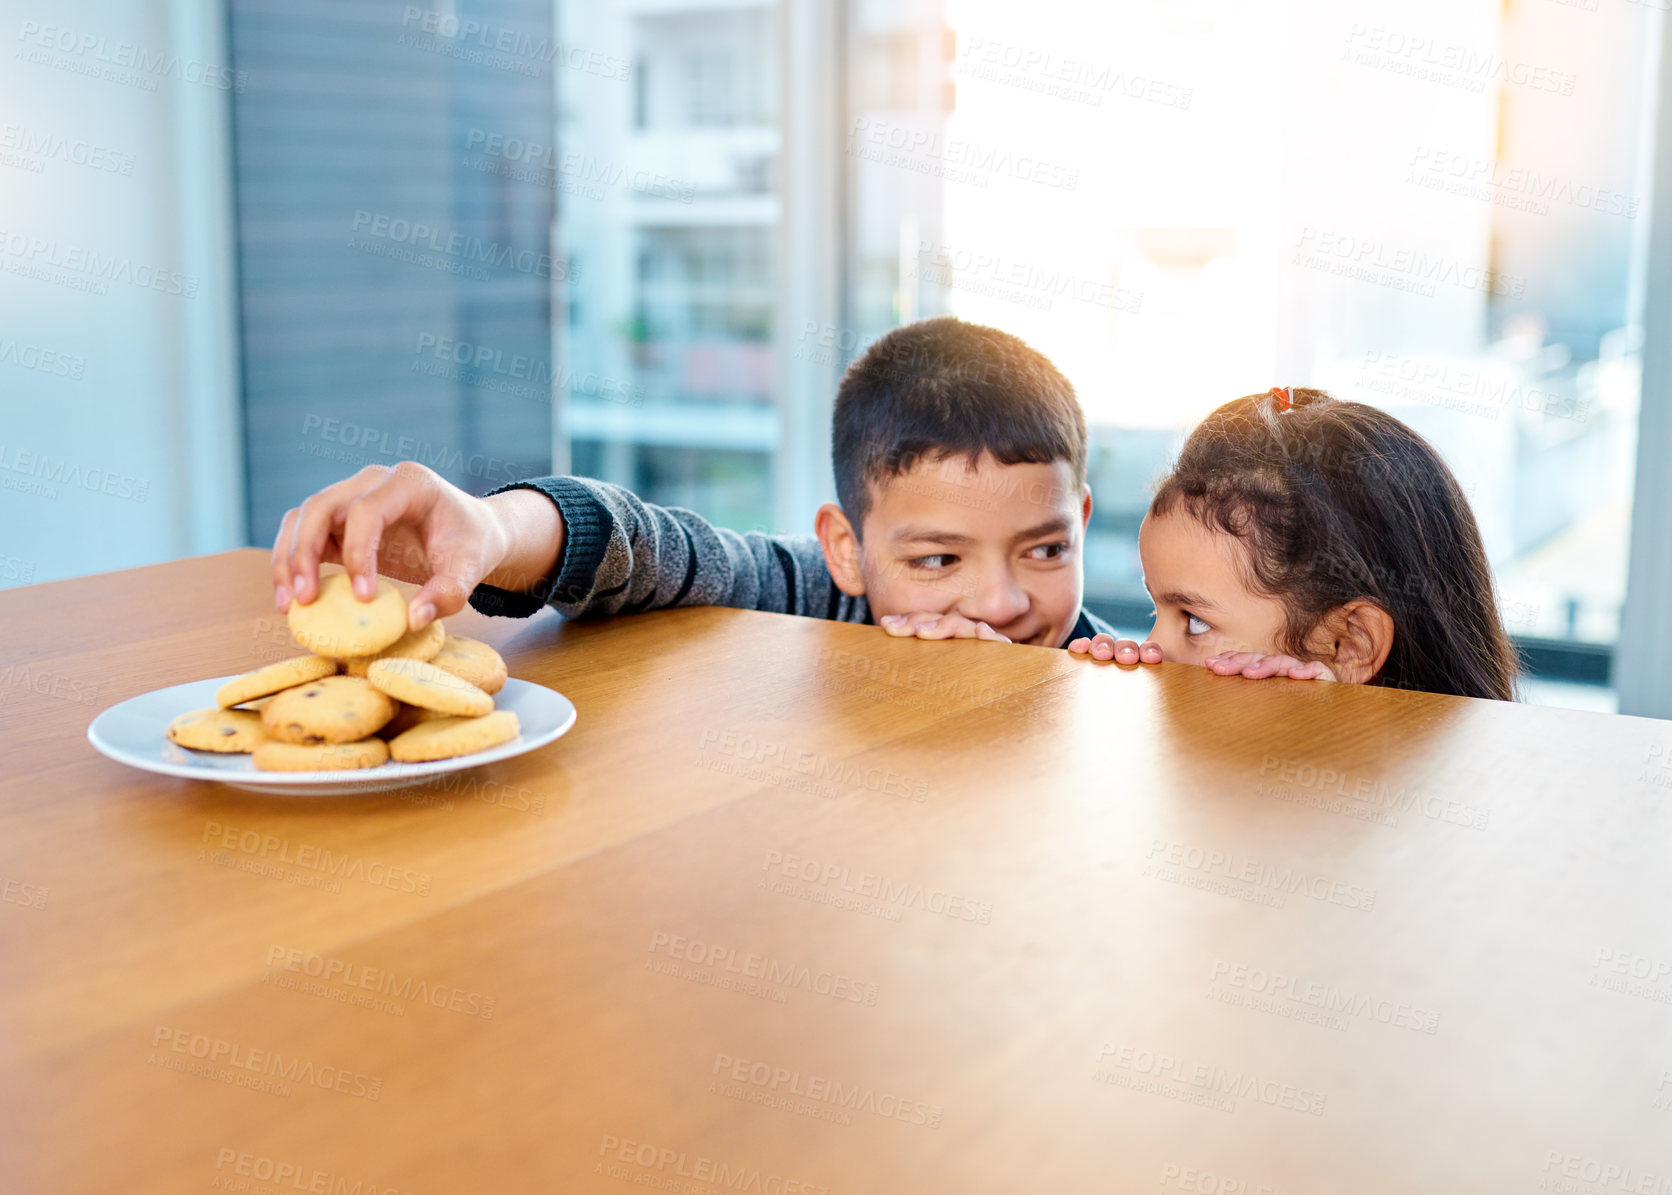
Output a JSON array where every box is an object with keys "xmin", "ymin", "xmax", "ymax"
[{"xmin": 1269, "ymin": 386, "xmax": 1293, "ymax": 412}]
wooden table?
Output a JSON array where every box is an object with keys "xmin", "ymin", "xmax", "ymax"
[{"xmin": 3, "ymin": 548, "xmax": 1670, "ymax": 1194}]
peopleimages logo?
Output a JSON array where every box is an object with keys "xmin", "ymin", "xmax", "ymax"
[
  {"xmin": 1094, "ymin": 1042, "xmax": 1327, "ymax": 1116},
  {"xmin": 149, "ymin": 1024, "xmax": 382, "ymax": 1100},
  {"xmin": 463, "ymin": 129, "xmax": 695, "ymax": 202},
  {"xmin": 397, "ymin": 7, "xmax": 629, "ymax": 80},
  {"xmin": 213, "ymin": 1149, "xmax": 417, "ymax": 1195},
  {"xmin": 1144, "ymin": 837, "xmax": 1377, "ymax": 911},
  {"xmin": 0, "ymin": 123, "xmax": 136, "ymax": 175},
  {"xmin": 349, "ymin": 211, "xmax": 576, "ymax": 281},
  {"xmin": 264, "ymin": 945, "xmax": 495, "ymax": 1018},
  {"xmin": 16, "ymin": 20, "xmax": 248, "ymax": 92},
  {"xmin": 413, "ymin": 333, "xmax": 643, "ymax": 406},
  {"xmin": 0, "ymin": 229, "xmax": 198, "ymax": 297},
  {"xmin": 711, "ymin": 1052, "xmax": 943, "ymax": 1128},
  {"xmin": 0, "ymin": 339, "xmax": 84, "ymax": 380}
]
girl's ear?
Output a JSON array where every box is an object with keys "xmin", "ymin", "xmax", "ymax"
[
  {"xmin": 814, "ymin": 502, "xmax": 867, "ymax": 596},
  {"xmin": 1313, "ymin": 601, "xmax": 1395, "ymax": 684}
]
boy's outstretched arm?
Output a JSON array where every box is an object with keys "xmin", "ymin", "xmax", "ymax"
[
  {"xmin": 271, "ymin": 462, "xmax": 861, "ymax": 627},
  {"xmin": 468, "ymin": 475, "xmax": 860, "ymax": 624}
]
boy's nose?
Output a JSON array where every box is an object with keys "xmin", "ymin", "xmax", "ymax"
[{"xmin": 959, "ymin": 570, "xmax": 1030, "ymax": 630}]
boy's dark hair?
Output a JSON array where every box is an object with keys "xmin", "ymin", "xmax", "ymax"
[
  {"xmin": 832, "ymin": 316, "xmax": 1086, "ymax": 531},
  {"xmin": 1151, "ymin": 388, "xmax": 1519, "ymax": 701}
]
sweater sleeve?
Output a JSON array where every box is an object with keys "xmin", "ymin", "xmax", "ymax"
[{"xmin": 466, "ymin": 476, "xmax": 869, "ymax": 625}]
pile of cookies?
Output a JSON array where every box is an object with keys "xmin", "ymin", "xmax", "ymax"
[{"xmin": 166, "ymin": 574, "xmax": 519, "ymax": 772}]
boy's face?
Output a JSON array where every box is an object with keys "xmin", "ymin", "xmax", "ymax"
[
  {"xmin": 825, "ymin": 452, "xmax": 1090, "ymax": 648},
  {"xmin": 1136, "ymin": 510, "xmax": 1292, "ymax": 664}
]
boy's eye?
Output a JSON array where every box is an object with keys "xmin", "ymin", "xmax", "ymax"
[
  {"xmin": 1028, "ymin": 541, "xmax": 1069, "ymax": 561},
  {"xmin": 1185, "ymin": 613, "xmax": 1212, "ymax": 636},
  {"xmin": 908, "ymin": 554, "xmax": 957, "ymax": 570}
]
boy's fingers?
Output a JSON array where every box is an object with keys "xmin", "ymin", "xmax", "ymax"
[
  {"xmin": 913, "ymin": 616, "xmax": 966, "ymax": 640},
  {"xmin": 408, "ymin": 530, "xmax": 490, "ymax": 627},
  {"xmin": 1067, "ymin": 637, "xmax": 1091, "ymax": 654},
  {"xmin": 271, "ymin": 507, "xmax": 300, "ymax": 611},
  {"xmin": 881, "ymin": 612, "xmax": 942, "ymax": 637},
  {"xmin": 410, "ymin": 573, "xmax": 474, "ymax": 628},
  {"xmin": 974, "ymin": 622, "xmax": 1011, "ymax": 643},
  {"xmin": 1139, "ymin": 642, "xmax": 1164, "ymax": 664},
  {"xmin": 286, "ymin": 468, "xmax": 389, "ymax": 604},
  {"xmin": 340, "ymin": 470, "xmax": 436, "ymax": 598}
]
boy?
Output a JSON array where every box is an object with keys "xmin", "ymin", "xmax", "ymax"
[{"xmin": 272, "ymin": 317, "xmax": 1115, "ymax": 648}]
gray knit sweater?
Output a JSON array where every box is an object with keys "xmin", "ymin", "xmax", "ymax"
[{"xmin": 467, "ymin": 476, "xmax": 1113, "ymax": 647}]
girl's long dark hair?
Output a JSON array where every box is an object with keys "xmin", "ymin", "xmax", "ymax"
[{"xmin": 1151, "ymin": 389, "xmax": 1519, "ymax": 701}]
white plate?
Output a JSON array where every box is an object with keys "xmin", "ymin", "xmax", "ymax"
[{"xmin": 86, "ymin": 677, "xmax": 576, "ymax": 796}]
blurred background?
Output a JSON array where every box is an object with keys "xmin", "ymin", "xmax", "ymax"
[{"xmin": 5, "ymin": 0, "xmax": 1672, "ymax": 716}]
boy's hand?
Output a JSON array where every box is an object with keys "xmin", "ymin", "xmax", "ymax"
[
  {"xmin": 1068, "ymin": 633, "xmax": 1163, "ymax": 664},
  {"xmin": 272, "ymin": 463, "xmax": 512, "ymax": 629},
  {"xmin": 879, "ymin": 612, "xmax": 1011, "ymax": 642},
  {"xmin": 1206, "ymin": 652, "xmax": 1337, "ymax": 682}
]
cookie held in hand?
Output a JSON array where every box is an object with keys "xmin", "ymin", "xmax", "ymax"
[{"xmin": 288, "ymin": 573, "xmax": 408, "ymax": 658}]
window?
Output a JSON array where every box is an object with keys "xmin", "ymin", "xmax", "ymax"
[
  {"xmin": 555, "ymin": 0, "xmax": 781, "ymax": 530},
  {"xmin": 228, "ymin": 0, "xmax": 558, "ymax": 544}
]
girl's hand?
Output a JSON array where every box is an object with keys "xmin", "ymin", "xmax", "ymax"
[
  {"xmin": 1068, "ymin": 633, "xmax": 1163, "ymax": 664},
  {"xmin": 879, "ymin": 613, "xmax": 1011, "ymax": 642},
  {"xmin": 1206, "ymin": 652, "xmax": 1337, "ymax": 682}
]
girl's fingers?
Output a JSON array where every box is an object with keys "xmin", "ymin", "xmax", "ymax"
[
  {"xmin": 1205, "ymin": 652, "xmax": 1335, "ymax": 681},
  {"xmin": 1072, "ymin": 635, "xmax": 1161, "ymax": 664}
]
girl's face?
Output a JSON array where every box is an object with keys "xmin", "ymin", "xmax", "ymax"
[{"xmin": 1136, "ymin": 510, "xmax": 1296, "ymax": 666}]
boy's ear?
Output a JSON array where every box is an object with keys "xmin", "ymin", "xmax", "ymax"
[
  {"xmin": 814, "ymin": 502, "xmax": 867, "ymax": 596},
  {"xmin": 1312, "ymin": 600, "xmax": 1395, "ymax": 684},
  {"xmin": 1079, "ymin": 487, "xmax": 1093, "ymax": 531}
]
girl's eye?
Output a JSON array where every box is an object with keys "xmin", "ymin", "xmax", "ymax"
[
  {"xmin": 909, "ymin": 555, "xmax": 957, "ymax": 570},
  {"xmin": 1185, "ymin": 613, "xmax": 1212, "ymax": 636},
  {"xmin": 1028, "ymin": 541, "xmax": 1069, "ymax": 561}
]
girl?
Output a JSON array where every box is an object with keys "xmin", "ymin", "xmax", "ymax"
[{"xmin": 1070, "ymin": 387, "xmax": 1519, "ymax": 700}]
